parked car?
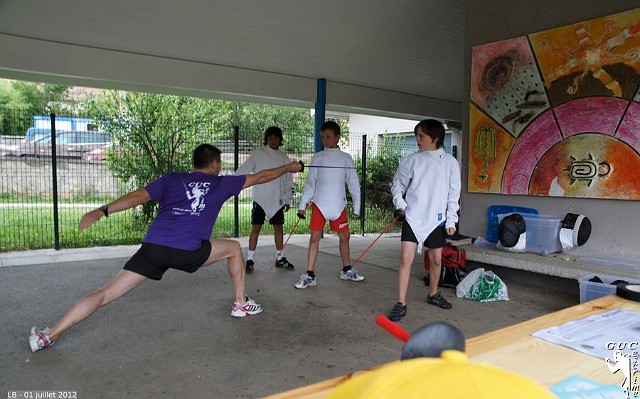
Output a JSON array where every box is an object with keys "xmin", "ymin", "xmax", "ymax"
[
  {"xmin": 25, "ymin": 128, "xmax": 56, "ymax": 144},
  {"xmin": 81, "ymin": 146, "xmax": 107, "ymax": 162},
  {"xmin": 10, "ymin": 131, "xmax": 110, "ymax": 158},
  {"xmin": 0, "ymin": 136, "xmax": 17, "ymax": 156},
  {"xmin": 6, "ymin": 136, "xmax": 50, "ymax": 157},
  {"xmin": 81, "ymin": 142, "xmax": 121, "ymax": 162},
  {"xmin": 9, "ymin": 130, "xmax": 70, "ymax": 157}
]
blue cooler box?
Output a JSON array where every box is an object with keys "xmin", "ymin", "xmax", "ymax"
[{"xmin": 497, "ymin": 213, "xmax": 563, "ymax": 256}]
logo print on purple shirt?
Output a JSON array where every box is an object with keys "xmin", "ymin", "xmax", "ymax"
[{"xmin": 184, "ymin": 181, "xmax": 210, "ymax": 214}]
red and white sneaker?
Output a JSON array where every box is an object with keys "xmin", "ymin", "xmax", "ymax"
[
  {"xmin": 29, "ymin": 326, "xmax": 55, "ymax": 352},
  {"xmin": 230, "ymin": 297, "xmax": 263, "ymax": 318}
]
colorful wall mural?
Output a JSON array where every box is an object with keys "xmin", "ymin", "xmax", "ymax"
[{"xmin": 469, "ymin": 7, "xmax": 640, "ymax": 200}]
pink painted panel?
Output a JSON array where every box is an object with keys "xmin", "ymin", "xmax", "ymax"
[
  {"xmin": 554, "ymin": 96, "xmax": 627, "ymax": 137},
  {"xmin": 502, "ymin": 111, "xmax": 563, "ymax": 194},
  {"xmin": 618, "ymin": 101, "xmax": 640, "ymax": 153}
]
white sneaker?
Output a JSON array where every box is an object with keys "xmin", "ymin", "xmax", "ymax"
[
  {"xmin": 230, "ymin": 297, "xmax": 263, "ymax": 318},
  {"xmin": 29, "ymin": 326, "xmax": 55, "ymax": 352},
  {"xmin": 340, "ymin": 268, "xmax": 365, "ymax": 282},
  {"xmin": 294, "ymin": 273, "xmax": 317, "ymax": 289}
]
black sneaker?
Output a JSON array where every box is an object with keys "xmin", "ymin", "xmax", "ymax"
[
  {"xmin": 275, "ymin": 257, "xmax": 294, "ymax": 270},
  {"xmin": 246, "ymin": 259, "xmax": 254, "ymax": 273},
  {"xmin": 426, "ymin": 292, "xmax": 452, "ymax": 309},
  {"xmin": 389, "ymin": 302, "xmax": 407, "ymax": 322}
]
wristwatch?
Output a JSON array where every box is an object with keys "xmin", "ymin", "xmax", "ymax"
[{"xmin": 99, "ymin": 204, "xmax": 109, "ymax": 217}]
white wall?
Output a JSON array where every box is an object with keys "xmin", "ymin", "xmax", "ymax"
[
  {"xmin": 348, "ymin": 114, "xmax": 418, "ymax": 151},
  {"xmin": 463, "ymin": 1, "xmax": 640, "ymax": 260},
  {"xmin": 347, "ymin": 114, "xmax": 464, "ymax": 171},
  {"xmin": 349, "ymin": 114, "xmax": 418, "ymax": 136}
]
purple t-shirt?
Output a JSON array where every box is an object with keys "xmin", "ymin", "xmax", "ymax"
[{"xmin": 142, "ymin": 172, "xmax": 246, "ymax": 250}]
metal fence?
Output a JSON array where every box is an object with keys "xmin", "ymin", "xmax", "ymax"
[{"xmin": 0, "ymin": 112, "xmax": 425, "ymax": 252}]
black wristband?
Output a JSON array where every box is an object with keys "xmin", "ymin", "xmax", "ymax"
[{"xmin": 99, "ymin": 204, "xmax": 109, "ymax": 217}]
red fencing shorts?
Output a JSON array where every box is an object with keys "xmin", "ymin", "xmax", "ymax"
[{"xmin": 309, "ymin": 203, "xmax": 349, "ymax": 233}]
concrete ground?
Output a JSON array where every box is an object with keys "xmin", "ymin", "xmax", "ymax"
[{"xmin": 0, "ymin": 234, "xmax": 578, "ymax": 398}]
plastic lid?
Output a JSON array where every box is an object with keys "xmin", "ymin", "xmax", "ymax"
[{"xmin": 328, "ymin": 350, "xmax": 555, "ymax": 399}]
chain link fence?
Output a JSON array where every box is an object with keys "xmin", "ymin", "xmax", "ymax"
[{"xmin": 1, "ymin": 111, "xmax": 430, "ymax": 252}]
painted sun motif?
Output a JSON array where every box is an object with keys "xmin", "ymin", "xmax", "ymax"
[{"xmin": 549, "ymin": 21, "xmax": 639, "ymax": 96}]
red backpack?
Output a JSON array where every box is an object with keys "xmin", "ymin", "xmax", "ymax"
[{"xmin": 424, "ymin": 243, "xmax": 467, "ymax": 287}]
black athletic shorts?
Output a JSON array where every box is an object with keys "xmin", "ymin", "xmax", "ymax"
[
  {"xmin": 123, "ymin": 240, "xmax": 211, "ymax": 281},
  {"xmin": 401, "ymin": 222, "xmax": 446, "ymax": 249},
  {"xmin": 251, "ymin": 202, "xmax": 285, "ymax": 225}
]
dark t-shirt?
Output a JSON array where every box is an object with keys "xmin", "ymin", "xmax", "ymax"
[{"xmin": 142, "ymin": 172, "xmax": 245, "ymax": 250}]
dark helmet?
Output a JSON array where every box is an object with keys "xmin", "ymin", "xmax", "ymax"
[{"xmin": 499, "ymin": 213, "xmax": 526, "ymax": 248}]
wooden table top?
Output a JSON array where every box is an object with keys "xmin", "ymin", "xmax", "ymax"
[{"xmin": 264, "ymin": 295, "xmax": 639, "ymax": 398}]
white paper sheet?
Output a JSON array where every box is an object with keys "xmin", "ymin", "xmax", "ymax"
[{"xmin": 531, "ymin": 309, "xmax": 640, "ymax": 360}]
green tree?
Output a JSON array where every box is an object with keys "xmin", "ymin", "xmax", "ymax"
[
  {"xmin": 0, "ymin": 80, "xmax": 76, "ymax": 136},
  {"xmin": 356, "ymin": 134, "xmax": 404, "ymax": 212},
  {"xmin": 233, "ymin": 102, "xmax": 315, "ymax": 155},
  {"xmin": 0, "ymin": 80, "xmax": 25, "ymax": 109},
  {"xmin": 12, "ymin": 81, "xmax": 74, "ymax": 115},
  {"xmin": 83, "ymin": 89, "xmax": 328, "ymax": 224},
  {"xmin": 86, "ymin": 90, "xmax": 232, "ymax": 224},
  {"xmin": 0, "ymin": 80, "xmax": 30, "ymax": 135}
]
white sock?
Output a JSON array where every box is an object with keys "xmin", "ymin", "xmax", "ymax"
[
  {"xmin": 277, "ymin": 251, "xmax": 284, "ymax": 260},
  {"xmin": 247, "ymin": 250, "xmax": 255, "ymax": 261}
]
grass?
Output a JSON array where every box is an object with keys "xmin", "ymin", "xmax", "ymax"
[{"xmin": 0, "ymin": 206, "xmax": 146, "ymax": 251}]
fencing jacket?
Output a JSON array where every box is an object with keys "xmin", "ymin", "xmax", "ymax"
[
  {"xmin": 235, "ymin": 146, "xmax": 293, "ymax": 219},
  {"xmin": 392, "ymin": 148, "xmax": 461, "ymax": 245},
  {"xmin": 299, "ymin": 147, "xmax": 361, "ymax": 220}
]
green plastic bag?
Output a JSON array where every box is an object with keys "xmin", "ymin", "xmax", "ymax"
[{"xmin": 457, "ymin": 268, "xmax": 509, "ymax": 302}]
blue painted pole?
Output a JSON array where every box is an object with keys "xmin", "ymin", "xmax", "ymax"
[{"xmin": 314, "ymin": 78, "xmax": 326, "ymax": 153}]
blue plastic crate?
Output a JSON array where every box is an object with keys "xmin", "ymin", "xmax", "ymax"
[{"xmin": 486, "ymin": 205, "xmax": 538, "ymax": 243}]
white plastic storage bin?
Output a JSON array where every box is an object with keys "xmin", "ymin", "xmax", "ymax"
[
  {"xmin": 497, "ymin": 213, "xmax": 563, "ymax": 255},
  {"xmin": 579, "ymin": 273, "xmax": 640, "ymax": 303}
]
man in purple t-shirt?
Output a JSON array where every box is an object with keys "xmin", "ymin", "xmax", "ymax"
[{"xmin": 29, "ymin": 144, "xmax": 302, "ymax": 352}]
